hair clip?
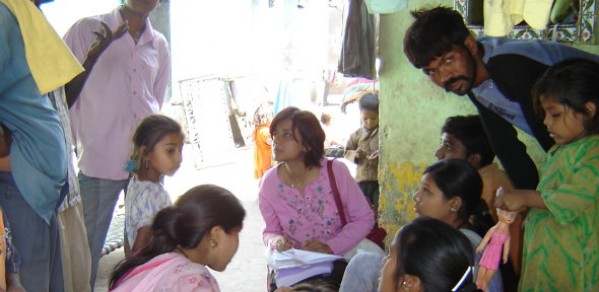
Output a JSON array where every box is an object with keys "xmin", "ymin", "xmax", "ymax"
[
  {"xmin": 124, "ymin": 159, "xmax": 138, "ymax": 172},
  {"xmin": 451, "ymin": 266, "xmax": 473, "ymax": 291}
]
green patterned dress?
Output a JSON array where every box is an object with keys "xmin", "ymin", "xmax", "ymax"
[{"xmin": 519, "ymin": 135, "xmax": 599, "ymax": 291}]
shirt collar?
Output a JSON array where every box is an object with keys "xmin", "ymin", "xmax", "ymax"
[{"xmin": 107, "ymin": 5, "xmax": 156, "ymax": 46}]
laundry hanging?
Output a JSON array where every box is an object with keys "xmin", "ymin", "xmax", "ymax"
[
  {"xmin": 338, "ymin": 0, "xmax": 376, "ymax": 80},
  {"xmin": 364, "ymin": 0, "xmax": 407, "ymax": 14},
  {"xmin": 484, "ymin": 0, "xmax": 554, "ymax": 36}
]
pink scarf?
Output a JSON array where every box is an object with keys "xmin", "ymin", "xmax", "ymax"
[{"xmin": 110, "ymin": 252, "xmax": 220, "ymax": 292}]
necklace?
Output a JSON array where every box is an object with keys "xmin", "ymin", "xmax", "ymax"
[
  {"xmin": 286, "ymin": 170, "xmax": 301, "ymax": 189},
  {"xmin": 283, "ymin": 165, "xmax": 305, "ymax": 189}
]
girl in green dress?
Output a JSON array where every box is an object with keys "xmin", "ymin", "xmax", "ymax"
[{"xmin": 495, "ymin": 58, "xmax": 599, "ymax": 291}]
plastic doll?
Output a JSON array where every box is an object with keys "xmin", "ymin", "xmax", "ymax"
[{"xmin": 475, "ymin": 207, "xmax": 517, "ymax": 291}]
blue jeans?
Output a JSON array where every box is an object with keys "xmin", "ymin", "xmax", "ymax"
[
  {"xmin": 0, "ymin": 172, "xmax": 64, "ymax": 292},
  {"xmin": 78, "ymin": 172, "xmax": 128, "ymax": 289},
  {"xmin": 339, "ymin": 252, "xmax": 383, "ymax": 292},
  {"xmin": 358, "ymin": 181, "xmax": 379, "ymax": 212}
]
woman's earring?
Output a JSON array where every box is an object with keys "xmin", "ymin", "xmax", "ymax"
[
  {"xmin": 144, "ymin": 159, "xmax": 149, "ymax": 169},
  {"xmin": 402, "ymin": 279, "xmax": 413, "ymax": 292},
  {"xmin": 210, "ymin": 239, "xmax": 217, "ymax": 248},
  {"xmin": 450, "ymin": 207, "xmax": 458, "ymax": 212}
]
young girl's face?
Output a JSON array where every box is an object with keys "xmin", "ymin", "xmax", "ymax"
[
  {"xmin": 541, "ymin": 96, "xmax": 588, "ymax": 145},
  {"xmin": 412, "ymin": 174, "xmax": 454, "ymax": 224},
  {"xmin": 271, "ymin": 119, "xmax": 306, "ymax": 162},
  {"xmin": 146, "ymin": 132, "xmax": 184, "ymax": 177},
  {"xmin": 361, "ymin": 109, "xmax": 379, "ymax": 131}
]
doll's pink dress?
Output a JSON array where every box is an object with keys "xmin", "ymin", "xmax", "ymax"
[{"xmin": 479, "ymin": 231, "xmax": 509, "ymax": 271}]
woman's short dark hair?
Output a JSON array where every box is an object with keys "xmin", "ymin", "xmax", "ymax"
[
  {"xmin": 270, "ymin": 107, "xmax": 325, "ymax": 168},
  {"xmin": 404, "ymin": 6, "xmax": 471, "ymax": 69},
  {"xmin": 424, "ymin": 159, "xmax": 493, "ymax": 236},
  {"xmin": 109, "ymin": 184, "xmax": 246, "ymax": 288},
  {"xmin": 533, "ymin": 58, "xmax": 599, "ymax": 134},
  {"xmin": 393, "ymin": 217, "xmax": 477, "ymax": 292}
]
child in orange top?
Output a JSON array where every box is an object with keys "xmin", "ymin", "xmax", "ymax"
[{"xmin": 253, "ymin": 102, "xmax": 274, "ymax": 179}]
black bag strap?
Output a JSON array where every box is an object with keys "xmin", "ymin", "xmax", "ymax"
[{"xmin": 327, "ymin": 159, "xmax": 347, "ymax": 226}]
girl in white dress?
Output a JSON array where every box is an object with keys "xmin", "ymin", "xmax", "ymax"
[{"xmin": 124, "ymin": 114, "xmax": 184, "ymax": 256}]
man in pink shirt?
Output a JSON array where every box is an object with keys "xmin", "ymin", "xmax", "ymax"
[{"xmin": 63, "ymin": 0, "xmax": 170, "ymax": 288}]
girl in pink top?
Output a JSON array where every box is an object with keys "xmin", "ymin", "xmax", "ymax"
[
  {"xmin": 259, "ymin": 106, "xmax": 374, "ymax": 256},
  {"xmin": 109, "ymin": 185, "xmax": 246, "ymax": 292}
]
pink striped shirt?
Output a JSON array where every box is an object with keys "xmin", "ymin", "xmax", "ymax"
[{"xmin": 63, "ymin": 6, "xmax": 170, "ymax": 180}]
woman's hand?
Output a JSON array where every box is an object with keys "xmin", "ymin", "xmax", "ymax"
[
  {"xmin": 301, "ymin": 239, "xmax": 333, "ymax": 254},
  {"xmin": 275, "ymin": 236, "xmax": 294, "ymax": 252}
]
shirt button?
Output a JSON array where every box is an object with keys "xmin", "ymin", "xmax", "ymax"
[
  {"xmin": 133, "ymin": 91, "xmax": 137, "ymax": 95},
  {"xmin": 133, "ymin": 69, "xmax": 137, "ymax": 72}
]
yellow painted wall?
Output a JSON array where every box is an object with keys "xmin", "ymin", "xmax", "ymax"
[{"xmin": 377, "ymin": 0, "xmax": 599, "ymax": 243}]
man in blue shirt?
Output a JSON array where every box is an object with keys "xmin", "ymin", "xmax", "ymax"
[
  {"xmin": 403, "ymin": 6, "xmax": 599, "ymax": 190},
  {"xmin": 0, "ymin": 0, "xmax": 83, "ymax": 290}
]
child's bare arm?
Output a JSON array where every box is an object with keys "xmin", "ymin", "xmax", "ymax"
[
  {"xmin": 0, "ymin": 125, "xmax": 11, "ymax": 171},
  {"xmin": 495, "ymin": 188, "xmax": 546, "ymax": 211},
  {"xmin": 130, "ymin": 226, "xmax": 152, "ymax": 257},
  {"xmin": 0, "ymin": 124, "xmax": 10, "ymax": 158}
]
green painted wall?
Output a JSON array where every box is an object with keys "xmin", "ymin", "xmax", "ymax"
[{"xmin": 377, "ymin": 0, "xmax": 599, "ymax": 241}]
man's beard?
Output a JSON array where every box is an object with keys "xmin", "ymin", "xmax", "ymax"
[{"xmin": 442, "ymin": 50, "xmax": 477, "ymax": 96}]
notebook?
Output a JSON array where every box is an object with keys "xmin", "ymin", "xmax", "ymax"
[
  {"xmin": 275, "ymin": 261, "xmax": 334, "ymax": 287},
  {"xmin": 269, "ymin": 249, "xmax": 345, "ymax": 287}
]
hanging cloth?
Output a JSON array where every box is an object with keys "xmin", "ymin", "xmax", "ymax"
[
  {"xmin": 550, "ymin": 0, "xmax": 575, "ymax": 24},
  {"xmin": 484, "ymin": 0, "xmax": 553, "ymax": 36},
  {"xmin": 338, "ymin": 0, "xmax": 376, "ymax": 80},
  {"xmin": 364, "ymin": 0, "xmax": 407, "ymax": 14},
  {"xmin": 522, "ymin": 0, "xmax": 554, "ymax": 29},
  {"xmin": 484, "ymin": 0, "xmax": 526, "ymax": 36}
]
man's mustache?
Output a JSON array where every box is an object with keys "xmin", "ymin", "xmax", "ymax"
[{"xmin": 443, "ymin": 76, "xmax": 469, "ymax": 92}]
